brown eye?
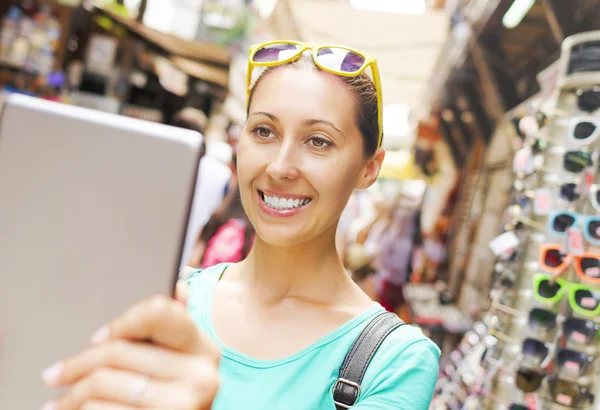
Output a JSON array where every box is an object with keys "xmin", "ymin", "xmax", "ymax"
[
  {"xmin": 253, "ymin": 127, "xmax": 272, "ymax": 139},
  {"xmin": 309, "ymin": 136, "xmax": 331, "ymax": 149}
]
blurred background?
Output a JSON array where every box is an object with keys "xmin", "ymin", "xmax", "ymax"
[{"xmin": 3, "ymin": 1, "xmax": 600, "ymax": 408}]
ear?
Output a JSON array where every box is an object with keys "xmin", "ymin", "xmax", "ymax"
[{"xmin": 356, "ymin": 147, "xmax": 385, "ymax": 190}]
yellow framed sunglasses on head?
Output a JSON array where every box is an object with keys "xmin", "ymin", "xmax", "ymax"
[{"xmin": 246, "ymin": 40, "xmax": 384, "ymax": 148}]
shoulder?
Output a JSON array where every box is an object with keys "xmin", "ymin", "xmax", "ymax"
[
  {"xmin": 373, "ymin": 322, "xmax": 440, "ymax": 368},
  {"xmin": 356, "ymin": 323, "xmax": 440, "ymax": 409}
]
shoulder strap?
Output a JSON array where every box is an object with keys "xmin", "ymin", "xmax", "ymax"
[{"xmin": 333, "ymin": 311, "xmax": 406, "ymax": 409}]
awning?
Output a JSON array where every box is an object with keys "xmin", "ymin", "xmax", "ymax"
[
  {"xmin": 169, "ymin": 56, "xmax": 230, "ymax": 89},
  {"xmin": 95, "ymin": 7, "xmax": 231, "ymax": 66}
]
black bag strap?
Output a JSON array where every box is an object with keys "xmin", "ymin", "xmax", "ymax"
[{"xmin": 333, "ymin": 311, "xmax": 406, "ymax": 409}]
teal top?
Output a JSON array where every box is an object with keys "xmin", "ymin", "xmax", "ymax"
[{"xmin": 187, "ymin": 264, "xmax": 440, "ymax": 410}]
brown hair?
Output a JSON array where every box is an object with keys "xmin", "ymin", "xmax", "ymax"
[{"xmin": 247, "ymin": 54, "xmax": 380, "ymax": 157}]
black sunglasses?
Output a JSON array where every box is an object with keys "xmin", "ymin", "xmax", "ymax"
[
  {"xmin": 563, "ymin": 317, "xmax": 600, "ymax": 345},
  {"xmin": 560, "ymin": 182, "xmax": 581, "ymax": 202},
  {"xmin": 528, "ymin": 308, "xmax": 557, "ymax": 333},
  {"xmin": 521, "ymin": 338, "xmax": 550, "ymax": 363},
  {"xmin": 577, "ymin": 87, "xmax": 600, "ymax": 113},
  {"xmin": 564, "ymin": 151, "xmax": 593, "ymax": 173},
  {"xmin": 556, "ymin": 348, "xmax": 594, "ymax": 377}
]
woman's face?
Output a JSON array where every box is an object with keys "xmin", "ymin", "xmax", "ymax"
[{"xmin": 238, "ymin": 66, "xmax": 383, "ymax": 247}]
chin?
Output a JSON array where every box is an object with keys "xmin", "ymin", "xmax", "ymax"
[{"xmin": 254, "ymin": 225, "xmax": 313, "ymax": 248}]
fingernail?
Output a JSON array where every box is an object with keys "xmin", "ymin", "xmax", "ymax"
[
  {"xmin": 40, "ymin": 400, "xmax": 57, "ymax": 410},
  {"xmin": 41, "ymin": 362, "xmax": 63, "ymax": 386},
  {"xmin": 90, "ymin": 325, "xmax": 110, "ymax": 344}
]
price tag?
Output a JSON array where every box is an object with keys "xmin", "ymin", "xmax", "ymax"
[
  {"xmin": 513, "ymin": 147, "xmax": 533, "ymax": 174},
  {"xmin": 567, "ymin": 227, "xmax": 584, "ymax": 256},
  {"xmin": 581, "ymin": 297, "xmax": 597, "ymax": 309},
  {"xmin": 557, "ymin": 394, "xmax": 573, "ymax": 406},
  {"xmin": 533, "ymin": 188, "xmax": 551, "ymax": 215},
  {"xmin": 584, "ymin": 169, "xmax": 595, "ymax": 191},
  {"xmin": 524, "ymin": 393, "xmax": 537, "ymax": 410},
  {"xmin": 570, "ymin": 331, "xmax": 588, "ymax": 344},
  {"xmin": 489, "ymin": 231, "xmax": 520, "ymax": 256},
  {"xmin": 564, "ymin": 361, "xmax": 580, "ymax": 371},
  {"xmin": 585, "ymin": 267, "xmax": 600, "ymax": 278}
]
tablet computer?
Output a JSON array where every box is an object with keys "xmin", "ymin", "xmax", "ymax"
[{"xmin": 0, "ymin": 95, "xmax": 202, "ymax": 408}]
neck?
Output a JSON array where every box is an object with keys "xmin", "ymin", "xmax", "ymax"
[{"xmin": 237, "ymin": 223, "xmax": 354, "ymax": 305}]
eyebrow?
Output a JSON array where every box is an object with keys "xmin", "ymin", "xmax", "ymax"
[
  {"xmin": 303, "ymin": 119, "xmax": 345, "ymax": 138},
  {"xmin": 248, "ymin": 112, "xmax": 279, "ymax": 122},
  {"xmin": 248, "ymin": 112, "xmax": 345, "ymax": 137}
]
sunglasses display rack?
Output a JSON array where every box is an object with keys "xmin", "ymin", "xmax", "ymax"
[{"xmin": 431, "ymin": 32, "xmax": 600, "ymax": 410}]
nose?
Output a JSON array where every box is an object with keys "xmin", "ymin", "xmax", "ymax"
[{"xmin": 266, "ymin": 139, "xmax": 300, "ymax": 181}]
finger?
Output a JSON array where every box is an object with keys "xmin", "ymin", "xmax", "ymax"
[
  {"xmin": 54, "ymin": 367, "xmax": 217, "ymax": 410},
  {"xmin": 80, "ymin": 400, "xmax": 141, "ymax": 410},
  {"xmin": 44, "ymin": 340, "xmax": 197, "ymax": 387},
  {"xmin": 96, "ymin": 295, "xmax": 218, "ymax": 357}
]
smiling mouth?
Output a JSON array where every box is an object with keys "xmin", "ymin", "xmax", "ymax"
[{"xmin": 258, "ymin": 190, "xmax": 312, "ymax": 210}]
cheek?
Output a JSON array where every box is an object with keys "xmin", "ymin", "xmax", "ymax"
[
  {"xmin": 236, "ymin": 136, "xmax": 261, "ymax": 178},
  {"xmin": 309, "ymin": 156, "xmax": 363, "ymax": 204}
]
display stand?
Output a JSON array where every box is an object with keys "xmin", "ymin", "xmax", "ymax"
[{"xmin": 432, "ymin": 30, "xmax": 600, "ymax": 410}]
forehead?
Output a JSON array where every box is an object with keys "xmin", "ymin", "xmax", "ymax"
[{"xmin": 249, "ymin": 67, "xmax": 357, "ymax": 126}]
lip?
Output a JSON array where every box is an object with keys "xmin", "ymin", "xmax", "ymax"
[{"xmin": 257, "ymin": 190, "xmax": 312, "ymax": 218}]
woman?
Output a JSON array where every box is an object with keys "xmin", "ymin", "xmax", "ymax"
[
  {"xmin": 41, "ymin": 41, "xmax": 440, "ymax": 410},
  {"xmin": 188, "ymin": 187, "xmax": 254, "ymax": 269}
]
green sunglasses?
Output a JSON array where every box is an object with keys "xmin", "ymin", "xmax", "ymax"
[{"xmin": 533, "ymin": 273, "xmax": 600, "ymax": 317}]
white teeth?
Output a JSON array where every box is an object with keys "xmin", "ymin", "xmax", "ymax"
[{"xmin": 262, "ymin": 193, "xmax": 311, "ymax": 210}]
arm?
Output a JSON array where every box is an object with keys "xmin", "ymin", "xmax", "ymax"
[{"xmin": 353, "ymin": 340, "xmax": 440, "ymax": 410}]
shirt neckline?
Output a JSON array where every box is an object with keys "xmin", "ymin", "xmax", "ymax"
[{"xmin": 201, "ymin": 263, "xmax": 384, "ymax": 369}]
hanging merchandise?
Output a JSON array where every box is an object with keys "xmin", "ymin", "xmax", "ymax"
[{"xmin": 431, "ymin": 30, "xmax": 600, "ymax": 410}]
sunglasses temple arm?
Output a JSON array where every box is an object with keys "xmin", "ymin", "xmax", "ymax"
[
  {"xmin": 494, "ymin": 303, "xmax": 526, "ymax": 318},
  {"xmin": 246, "ymin": 62, "xmax": 253, "ymax": 106},
  {"xmin": 490, "ymin": 329, "xmax": 520, "ymax": 345},
  {"xmin": 515, "ymin": 216, "xmax": 545, "ymax": 231},
  {"xmin": 369, "ymin": 61, "xmax": 383, "ymax": 147}
]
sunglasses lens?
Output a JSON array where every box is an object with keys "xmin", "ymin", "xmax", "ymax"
[
  {"xmin": 577, "ymin": 89, "xmax": 600, "ymax": 112},
  {"xmin": 528, "ymin": 308, "xmax": 557, "ymax": 331},
  {"xmin": 574, "ymin": 289, "xmax": 600, "ymax": 312},
  {"xmin": 552, "ymin": 214, "xmax": 576, "ymax": 233},
  {"xmin": 522, "ymin": 338, "xmax": 549, "ymax": 362},
  {"xmin": 557, "ymin": 349, "xmax": 592, "ymax": 376},
  {"xmin": 564, "ymin": 317, "xmax": 597, "ymax": 344},
  {"xmin": 580, "ymin": 256, "xmax": 600, "ymax": 278},
  {"xmin": 538, "ymin": 278, "xmax": 562, "ymax": 299},
  {"xmin": 544, "ymin": 249, "xmax": 566, "ymax": 268},
  {"xmin": 586, "ymin": 219, "xmax": 600, "ymax": 242},
  {"xmin": 516, "ymin": 368, "xmax": 545, "ymax": 393},
  {"xmin": 564, "ymin": 151, "xmax": 592, "ymax": 172},
  {"xmin": 316, "ymin": 47, "xmax": 366, "ymax": 73},
  {"xmin": 549, "ymin": 379, "xmax": 584, "ymax": 407},
  {"xmin": 252, "ymin": 43, "xmax": 301, "ymax": 63},
  {"xmin": 560, "ymin": 183, "xmax": 580, "ymax": 202},
  {"xmin": 574, "ymin": 121, "xmax": 597, "ymax": 140}
]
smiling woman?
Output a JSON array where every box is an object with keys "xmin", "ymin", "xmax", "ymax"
[{"xmin": 42, "ymin": 41, "xmax": 440, "ymax": 410}]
